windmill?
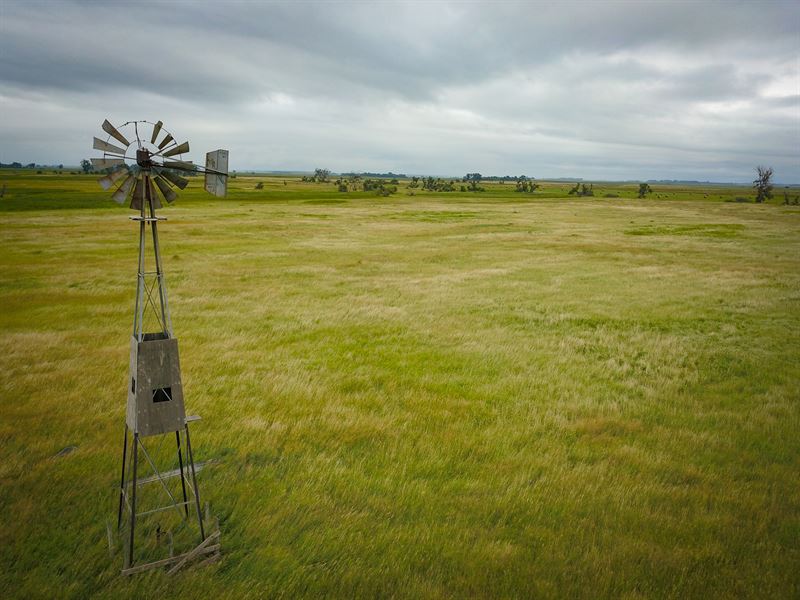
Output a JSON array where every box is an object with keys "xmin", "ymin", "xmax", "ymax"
[{"xmin": 93, "ymin": 119, "xmax": 227, "ymax": 574}]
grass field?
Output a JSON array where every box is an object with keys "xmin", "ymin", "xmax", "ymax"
[{"xmin": 1, "ymin": 171, "xmax": 799, "ymax": 598}]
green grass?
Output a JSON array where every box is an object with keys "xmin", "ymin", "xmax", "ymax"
[
  {"xmin": 624, "ymin": 223, "xmax": 746, "ymax": 237},
  {"xmin": 1, "ymin": 171, "xmax": 799, "ymax": 598}
]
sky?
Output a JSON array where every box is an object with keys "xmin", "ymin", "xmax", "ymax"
[{"xmin": 1, "ymin": 0, "xmax": 798, "ymax": 182}]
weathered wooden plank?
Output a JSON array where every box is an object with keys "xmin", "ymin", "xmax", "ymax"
[
  {"xmin": 194, "ymin": 552, "xmax": 222, "ymax": 569},
  {"xmin": 120, "ymin": 543, "xmax": 220, "ymax": 576},
  {"xmin": 166, "ymin": 531, "xmax": 220, "ymax": 575}
]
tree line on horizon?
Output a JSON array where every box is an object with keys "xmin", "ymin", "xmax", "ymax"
[
  {"xmin": 19, "ymin": 159, "xmax": 790, "ymax": 205},
  {"xmin": 291, "ymin": 167, "xmax": 783, "ymax": 203}
]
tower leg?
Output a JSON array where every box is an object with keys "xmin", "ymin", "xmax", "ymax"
[
  {"xmin": 128, "ymin": 433, "xmax": 139, "ymax": 568},
  {"xmin": 184, "ymin": 424, "xmax": 206, "ymax": 542},
  {"xmin": 117, "ymin": 425, "xmax": 129, "ymax": 529},
  {"xmin": 176, "ymin": 430, "xmax": 189, "ymax": 517}
]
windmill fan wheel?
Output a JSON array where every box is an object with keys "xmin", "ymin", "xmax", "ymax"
[{"xmin": 92, "ymin": 119, "xmax": 196, "ymax": 209}]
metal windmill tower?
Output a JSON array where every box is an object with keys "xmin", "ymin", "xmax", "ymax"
[{"xmin": 92, "ymin": 119, "xmax": 228, "ymax": 574}]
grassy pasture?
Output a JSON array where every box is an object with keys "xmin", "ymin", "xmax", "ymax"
[{"xmin": 1, "ymin": 171, "xmax": 799, "ymax": 598}]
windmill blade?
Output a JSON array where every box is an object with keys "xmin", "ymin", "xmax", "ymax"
[
  {"xmin": 130, "ymin": 177, "xmax": 144, "ymax": 211},
  {"xmin": 93, "ymin": 137, "xmax": 127, "ymax": 156},
  {"xmin": 148, "ymin": 177, "xmax": 162, "ymax": 210},
  {"xmin": 101, "ymin": 119, "xmax": 131, "ymax": 147},
  {"xmin": 150, "ymin": 120, "xmax": 163, "ymax": 144},
  {"xmin": 97, "ymin": 164, "xmax": 129, "ymax": 190},
  {"xmin": 157, "ymin": 134, "xmax": 174, "ymax": 150},
  {"xmin": 130, "ymin": 176, "xmax": 163, "ymax": 211},
  {"xmin": 162, "ymin": 141, "xmax": 190, "ymax": 158},
  {"xmin": 91, "ymin": 157, "xmax": 125, "ymax": 169},
  {"xmin": 159, "ymin": 169, "xmax": 189, "ymax": 190},
  {"xmin": 162, "ymin": 160, "xmax": 195, "ymax": 172},
  {"xmin": 154, "ymin": 175, "xmax": 178, "ymax": 204},
  {"xmin": 111, "ymin": 174, "xmax": 135, "ymax": 205}
]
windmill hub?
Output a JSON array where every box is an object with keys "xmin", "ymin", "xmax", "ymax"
[{"xmin": 135, "ymin": 148, "xmax": 154, "ymax": 170}]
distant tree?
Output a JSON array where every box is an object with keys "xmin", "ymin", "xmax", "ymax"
[
  {"xmin": 782, "ymin": 190, "xmax": 799, "ymax": 206},
  {"xmin": 362, "ymin": 178, "xmax": 396, "ymax": 196},
  {"xmin": 419, "ymin": 176, "xmax": 459, "ymax": 192},
  {"xmin": 637, "ymin": 183, "xmax": 653, "ymax": 198},
  {"xmin": 568, "ymin": 182, "xmax": 594, "ymax": 197},
  {"xmin": 314, "ymin": 168, "xmax": 331, "ymax": 183},
  {"xmin": 348, "ymin": 175, "xmax": 362, "ymax": 191},
  {"xmin": 461, "ymin": 173, "xmax": 483, "ymax": 192},
  {"xmin": 515, "ymin": 176, "xmax": 539, "ymax": 193},
  {"xmin": 753, "ymin": 166, "xmax": 773, "ymax": 203},
  {"xmin": 80, "ymin": 159, "xmax": 92, "ymax": 173},
  {"xmin": 334, "ymin": 177, "xmax": 350, "ymax": 192},
  {"xmin": 255, "ymin": 182, "xmax": 264, "ymax": 190}
]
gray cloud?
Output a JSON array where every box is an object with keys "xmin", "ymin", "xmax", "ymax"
[{"xmin": 1, "ymin": 0, "xmax": 798, "ymax": 181}]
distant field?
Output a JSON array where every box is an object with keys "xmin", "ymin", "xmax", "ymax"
[{"xmin": 1, "ymin": 171, "xmax": 798, "ymax": 598}]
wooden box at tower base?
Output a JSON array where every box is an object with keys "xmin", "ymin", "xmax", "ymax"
[{"xmin": 126, "ymin": 334, "xmax": 186, "ymax": 438}]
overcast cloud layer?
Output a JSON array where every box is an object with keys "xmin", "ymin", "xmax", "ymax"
[{"xmin": 1, "ymin": 0, "xmax": 798, "ymax": 181}]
